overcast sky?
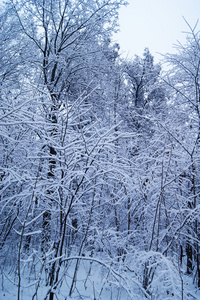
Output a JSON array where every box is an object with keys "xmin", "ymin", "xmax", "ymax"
[{"xmin": 113, "ymin": 0, "xmax": 200, "ymax": 62}]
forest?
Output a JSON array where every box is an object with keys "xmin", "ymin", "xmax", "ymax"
[{"xmin": 0, "ymin": 0, "xmax": 200, "ymax": 299}]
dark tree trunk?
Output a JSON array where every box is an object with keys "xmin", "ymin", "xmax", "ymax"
[
  {"xmin": 186, "ymin": 242, "xmax": 193, "ymax": 274},
  {"xmin": 42, "ymin": 109, "xmax": 57, "ymax": 254}
]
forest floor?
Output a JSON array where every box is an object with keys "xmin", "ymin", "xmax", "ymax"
[{"xmin": 1, "ymin": 255, "xmax": 200, "ymax": 300}]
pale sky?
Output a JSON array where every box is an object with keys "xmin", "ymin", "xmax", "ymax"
[{"xmin": 114, "ymin": 0, "xmax": 200, "ymax": 62}]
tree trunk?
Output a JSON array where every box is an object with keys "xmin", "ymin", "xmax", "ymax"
[{"xmin": 186, "ymin": 242, "xmax": 193, "ymax": 274}]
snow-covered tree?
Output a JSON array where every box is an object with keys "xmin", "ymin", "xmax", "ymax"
[{"xmin": 163, "ymin": 21, "xmax": 200, "ymax": 287}]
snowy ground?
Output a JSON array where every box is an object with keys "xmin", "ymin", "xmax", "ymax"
[{"xmin": 1, "ymin": 254, "xmax": 200, "ymax": 299}]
